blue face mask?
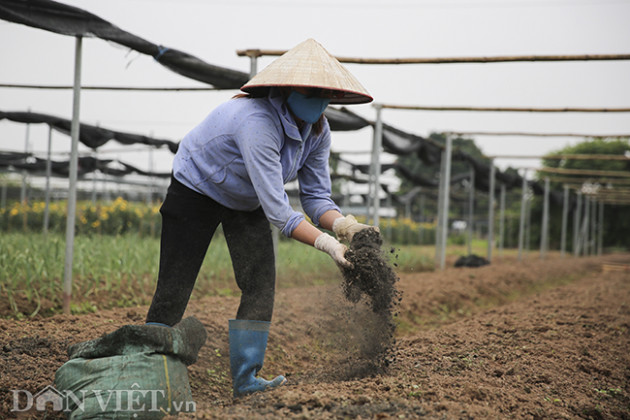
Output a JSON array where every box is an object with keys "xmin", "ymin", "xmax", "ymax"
[{"xmin": 287, "ymin": 91, "xmax": 331, "ymax": 124}]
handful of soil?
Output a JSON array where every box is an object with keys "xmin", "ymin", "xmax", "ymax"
[
  {"xmin": 341, "ymin": 228, "xmax": 400, "ymax": 314},
  {"xmin": 338, "ymin": 228, "xmax": 401, "ymax": 373}
]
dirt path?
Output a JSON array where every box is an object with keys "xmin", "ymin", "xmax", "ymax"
[{"xmin": 1, "ymin": 255, "xmax": 629, "ymax": 419}]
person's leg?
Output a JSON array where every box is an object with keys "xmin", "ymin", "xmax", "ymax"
[
  {"xmin": 223, "ymin": 208, "xmax": 285, "ymax": 397},
  {"xmin": 222, "ymin": 207, "xmax": 276, "ymax": 322},
  {"xmin": 146, "ymin": 178, "xmax": 221, "ymax": 326}
]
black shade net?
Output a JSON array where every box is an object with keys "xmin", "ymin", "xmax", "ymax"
[{"xmin": 0, "ymin": 0, "xmax": 551, "ymax": 201}]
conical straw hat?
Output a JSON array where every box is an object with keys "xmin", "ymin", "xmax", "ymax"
[{"xmin": 241, "ymin": 39, "xmax": 372, "ymax": 105}]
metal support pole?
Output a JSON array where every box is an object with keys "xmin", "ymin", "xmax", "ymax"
[
  {"xmin": 573, "ymin": 191, "xmax": 582, "ymax": 256},
  {"xmin": 518, "ymin": 171, "xmax": 528, "ymax": 260},
  {"xmin": 62, "ymin": 36, "xmax": 83, "ymax": 315},
  {"xmin": 435, "ymin": 150, "xmax": 446, "ymax": 267},
  {"xmin": 43, "ymin": 126, "xmax": 53, "ymax": 235},
  {"xmin": 343, "ymin": 182, "xmax": 350, "ymax": 210},
  {"xmin": 590, "ymin": 199, "xmax": 597, "ymax": 256},
  {"xmin": 560, "ymin": 185, "xmax": 569, "ymax": 256},
  {"xmin": 499, "ymin": 184, "xmax": 506, "ymax": 256},
  {"xmin": 21, "ymin": 117, "xmax": 31, "ymax": 204},
  {"xmin": 467, "ymin": 166, "xmax": 475, "ymax": 256},
  {"xmin": 91, "ymin": 150, "xmax": 98, "ymax": 205},
  {"xmin": 1, "ymin": 182, "xmax": 6, "ymax": 211},
  {"xmin": 540, "ymin": 177, "xmax": 550, "ymax": 258},
  {"xmin": 581, "ymin": 196, "xmax": 590, "ymax": 256},
  {"xmin": 525, "ymin": 197, "xmax": 532, "ymax": 255},
  {"xmin": 439, "ymin": 136, "xmax": 453, "ymax": 270},
  {"xmin": 418, "ymin": 193, "xmax": 425, "ymax": 245},
  {"xmin": 248, "ymin": 55, "xmax": 258, "ymax": 79},
  {"xmin": 147, "ymin": 147, "xmax": 155, "ymax": 205},
  {"xmin": 597, "ymin": 201, "xmax": 604, "ymax": 256},
  {"xmin": 370, "ymin": 104, "xmax": 383, "ymax": 227},
  {"xmin": 386, "ymin": 193, "xmax": 392, "ymax": 243},
  {"xmin": 487, "ymin": 159, "xmax": 496, "ymax": 262},
  {"xmin": 405, "ymin": 200, "xmax": 411, "ymax": 244}
]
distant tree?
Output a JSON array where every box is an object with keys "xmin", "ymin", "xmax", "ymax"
[
  {"xmin": 540, "ymin": 138, "xmax": 629, "ymax": 176},
  {"xmin": 534, "ymin": 138, "xmax": 630, "ymax": 251}
]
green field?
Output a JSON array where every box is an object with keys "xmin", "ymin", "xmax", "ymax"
[{"xmin": 1, "ymin": 232, "xmax": 446, "ymax": 319}]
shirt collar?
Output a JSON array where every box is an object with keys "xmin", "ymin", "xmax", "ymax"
[{"xmin": 268, "ymin": 88, "xmax": 307, "ymax": 142}]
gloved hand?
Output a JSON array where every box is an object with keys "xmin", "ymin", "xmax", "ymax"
[
  {"xmin": 332, "ymin": 214, "xmax": 378, "ymax": 243},
  {"xmin": 314, "ymin": 233, "xmax": 352, "ymax": 268}
]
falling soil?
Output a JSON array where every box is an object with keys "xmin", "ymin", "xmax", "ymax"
[{"xmin": 337, "ymin": 228, "xmax": 402, "ymax": 376}]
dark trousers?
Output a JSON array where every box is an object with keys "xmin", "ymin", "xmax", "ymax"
[{"xmin": 146, "ymin": 177, "xmax": 276, "ymax": 326}]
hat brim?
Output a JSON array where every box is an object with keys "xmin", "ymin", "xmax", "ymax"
[{"xmin": 241, "ymin": 84, "xmax": 373, "ymax": 105}]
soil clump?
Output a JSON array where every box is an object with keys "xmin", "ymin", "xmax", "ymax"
[{"xmin": 338, "ymin": 228, "xmax": 402, "ymax": 375}]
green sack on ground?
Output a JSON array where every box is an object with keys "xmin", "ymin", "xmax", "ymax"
[
  {"xmin": 54, "ymin": 317, "xmax": 206, "ymax": 419},
  {"xmin": 55, "ymin": 352, "xmax": 193, "ymax": 419}
]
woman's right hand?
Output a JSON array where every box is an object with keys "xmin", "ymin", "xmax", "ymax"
[{"xmin": 314, "ymin": 233, "xmax": 352, "ymax": 268}]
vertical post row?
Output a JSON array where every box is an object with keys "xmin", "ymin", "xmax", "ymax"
[
  {"xmin": 597, "ymin": 201, "xmax": 604, "ymax": 256},
  {"xmin": 573, "ymin": 191, "xmax": 582, "ymax": 256},
  {"xmin": 499, "ymin": 184, "xmax": 506, "ymax": 256},
  {"xmin": 467, "ymin": 166, "xmax": 475, "ymax": 256},
  {"xmin": 62, "ymin": 36, "xmax": 83, "ymax": 315},
  {"xmin": 43, "ymin": 126, "xmax": 53, "ymax": 235},
  {"xmin": 560, "ymin": 185, "xmax": 569, "ymax": 256},
  {"xmin": 434, "ymin": 150, "xmax": 446, "ymax": 268},
  {"xmin": 371, "ymin": 104, "xmax": 383, "ymax": 228},
  {"xmin": 21, "ymin": 114, "xmax": 31, "ymax": 204},
  {"xmin": 487, "ymin": 159, "xmax": 496, "ymax": 262},
  {"xmin": 518, "ymin": 170, "xmax": 528, "ymax": 261},
  {"xmin": 439, "ymin": 136, "xmax": 453, "ymax": 270},
  {"xmin": 540, "ymin": 177, "xmax": 550, "ymax": 258},
  {"xmin": 590, "ymin": 199, "xmax": 597, "ymax": 255}
]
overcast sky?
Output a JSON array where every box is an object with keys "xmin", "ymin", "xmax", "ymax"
[{"xmin": 1, "ymin": 0, "xmax": 629, "ymax": 190}]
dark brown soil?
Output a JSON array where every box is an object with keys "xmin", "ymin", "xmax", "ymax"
[
  {"xmin": 1, "ymin": 253, "xmax": 629, "ymax": 419},
  {"xmin": 339, "ymin": 228, "xmax": 401, "ymax": 375}
]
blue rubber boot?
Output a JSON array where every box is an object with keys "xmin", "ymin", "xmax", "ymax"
[{"xmin": 229, "ymin": 319, "xmax": 286, "ymax": 398}]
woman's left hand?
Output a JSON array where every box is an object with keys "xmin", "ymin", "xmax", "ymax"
[{"xmin": 332, "ymin": 215, "xmax": 378, "ymax": 243}]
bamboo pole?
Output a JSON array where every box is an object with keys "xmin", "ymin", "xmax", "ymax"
[
  {"xmin": 595, "ymin": 199, "xmax": 630, "ymax": 205},
  {"xmin": 380, "ymin": 104, "xmax": 630, "ymax": 113},
  {"xmin": 565, "ymin": 184, "xmax": 630, "ymax": 192},
  {"xmin": 0, "ymin": 83, "xmax": 221, "ymax": 91},
  {"xmin": 489, "ymin": 154, "xmax": 630, "ymax": 161},
  {"xmin": 235, "ymin": 50, "xmax": 630, "ymax": 64},
  {"xmin": 547, "ymin": 177, "xmax": 630, "ymax": 185},
  {"xmin": 446, "ymin": 131, "xmax": 630, "ymax": 138},
  {"xmin": 535, "ymin": 167, "xmax": 630, "ymax": 177}
]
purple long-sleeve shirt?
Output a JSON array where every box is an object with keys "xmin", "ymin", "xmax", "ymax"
[{"xmin": 172, "ymin": 88, "xmax": 341, "ymax": 237}]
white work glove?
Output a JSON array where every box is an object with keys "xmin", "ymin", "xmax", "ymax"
[
  {"xmin": 332, "ymin": 214, "xmax": 378, "ymax": 243},
  {"xmin": 314, "ymin": 233, "xmax": 352, "ymax": 268}
]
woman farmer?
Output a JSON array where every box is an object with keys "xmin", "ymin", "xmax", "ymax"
[{"xmin": 145, "ymin": 38, "xmax": 375, "ymax": 397}]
